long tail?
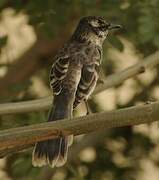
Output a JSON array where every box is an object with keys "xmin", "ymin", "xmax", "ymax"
[{"xmin": 32, "ymin": 93, "xmax": 73, "ymax": 168}]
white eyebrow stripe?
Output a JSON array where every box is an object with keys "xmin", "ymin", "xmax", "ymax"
[{"xmin": 90, "ymin": 20, "xmax": 99, "ymax": 27}]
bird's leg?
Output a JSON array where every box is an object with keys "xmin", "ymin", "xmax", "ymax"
[
  {"xmin": 84, "ymin": 99, "xmax": 92, "ymax": 115},
  {"xmin": 97, "ymin": 65, "xmax": 105, "ymax": 84}
]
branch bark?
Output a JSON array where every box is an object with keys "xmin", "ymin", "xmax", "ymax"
[
  {"xmin": 0, "ymin": 97, "xmax": 51, "ymax": 115},
  {"xmin": 0, "ymin": 51, "xmax": 159, "ymax": 115},
  {"xmin": 0, "ymin": 101, "xmax": 159, "ymax": 157}
]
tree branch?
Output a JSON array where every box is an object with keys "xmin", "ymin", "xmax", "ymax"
[
  {"xmin": 94, "ymin": 51, "xmax": 159, "ymax": 94},
  {"xmin": 0, "ymin": 101, "xmax": 159, "ymax": 157},
  {"xmin": 0, "ymin": 51, "xmax": 159, "ymax": 115},
  {"xmin": 0, "ymin": 97, "xmax": 51, "ymax": 115}
]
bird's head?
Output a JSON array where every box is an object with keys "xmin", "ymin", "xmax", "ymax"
[{"xmin": 72, "ymin": 16, "xmax": 121, "ymax": 45}]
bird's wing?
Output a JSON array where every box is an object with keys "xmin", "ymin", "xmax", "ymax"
[
  {"xmin": 73, "ymin": 63, "xmax": 98, "ymax": 108},
  {"xmin": 73, "ymin": 46, "xmax": 102, "ymax": 108},
  {"xmin": 50, "ymin": 52, "xmax": 70, "ymax": 95}
]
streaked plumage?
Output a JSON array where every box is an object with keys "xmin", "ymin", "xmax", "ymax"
[
  {"xmin": 32, "ymin": 16, "xmax": 121, "ymax": 168},
  {"xmin": 50, "ymin": 41, "xmax": 102, "ymax": 108}
]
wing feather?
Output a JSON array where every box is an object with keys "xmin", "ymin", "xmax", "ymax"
[
  {"xmin": 73, "ymin": 64, "xmax": 98, "ymax": 108},
  {"xmin": 50, "ymin": 55, "xmax": 69, "ymax": 95},
  {"xmin": 73, "ymin": 46, "xmax": 102, "ymax": 108}
]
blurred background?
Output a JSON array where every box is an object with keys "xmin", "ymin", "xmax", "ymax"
[{"xmin": 0, "ymin": 0, "xmax": 159, "ymax": 180}]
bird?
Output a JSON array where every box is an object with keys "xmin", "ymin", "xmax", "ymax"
[{"xmin": 32, "ymin": 16, "xmax": 121, "ymax": 168}]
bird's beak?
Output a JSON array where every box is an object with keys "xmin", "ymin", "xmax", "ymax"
[{"xmin": 108, "ymin": 24, "xmax": 122, "ymax": 30}]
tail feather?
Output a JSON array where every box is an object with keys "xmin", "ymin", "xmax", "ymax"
[
  {"xmin": 32, "ymin": 138, "xmax": 63, "ymax": 167},
  {"xmin": 32, "ymin": 136, "xmax": 73, "ymax": 167},
  {"xmin": 32, "ymin": 92, "xmax": 74, "ymax": 167},
  {"xmin": 55, "ymin": 138, "xmax": 68, "ymax": 167}
]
